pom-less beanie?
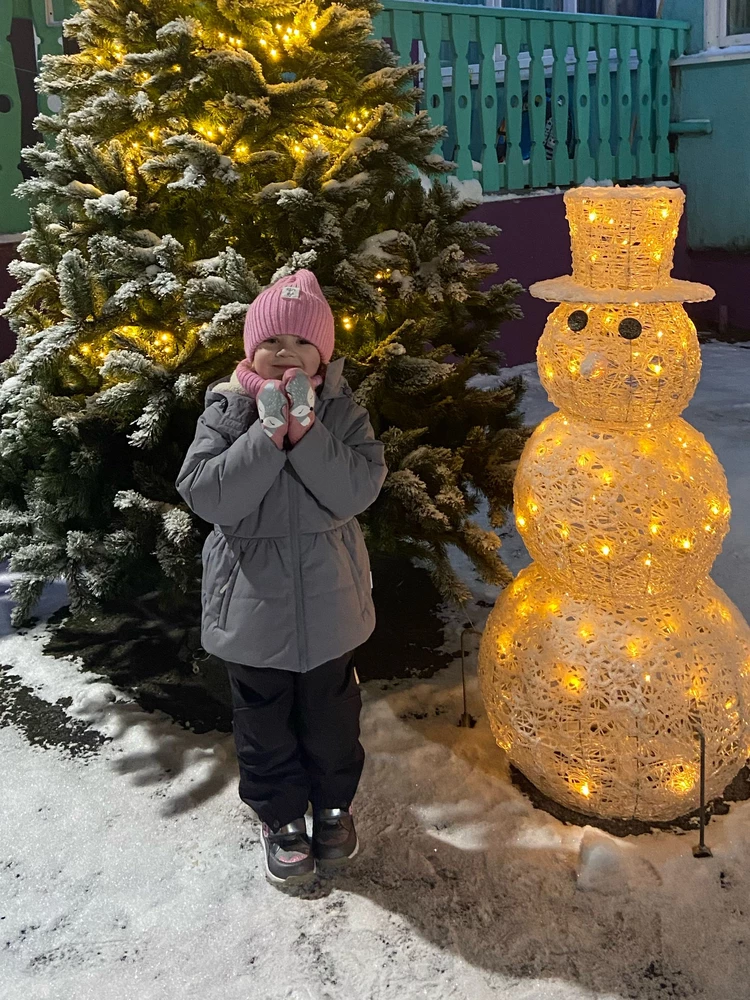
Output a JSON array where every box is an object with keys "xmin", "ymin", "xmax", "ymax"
[{"xmin": 243, "ymin": 270, "xmax": 335, "ymax": 365}]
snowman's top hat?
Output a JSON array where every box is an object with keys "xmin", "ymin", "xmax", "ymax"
[{"xmin": 530, "ymin": 185, "xmax": 714, "ymax": 305}]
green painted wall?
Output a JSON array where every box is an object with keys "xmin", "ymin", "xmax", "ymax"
[
  {"xmin": 662, "ymin": 0, "xmax": 704, "ymax": 52},
  {"xmin": 663, "ymin": 1, "xmax": 750, "ymax": 250},
  {"xmin": 0, "ymin": 0, "xmax": 77, "ymax": 235},
  {"xmin": 676, "ymin": 56, "xmax": 750, "ymax": 249}
]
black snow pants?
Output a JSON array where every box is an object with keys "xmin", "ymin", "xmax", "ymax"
[{"xmin": 223, "ymin": 650, "xmax": 365, "ymax": 831}]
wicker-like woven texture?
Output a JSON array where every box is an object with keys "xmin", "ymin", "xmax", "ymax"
[
  {"xmin": 514, "ymin": 413, "xmax": 729, "ymax": 600},
  {"xmin": 567, "ymin": 186, "xmax": 682, "ymax": 292},
  {"xmin": 479, "ymin": 564, "xmax": 750, "ymax": 820},
  {"xmin": 478, "ymin": 185, "xmax": 750, "ymax": 821},
  {"xmin": 537, "ymin": 302, "xmax": 701, "ymax": 427}
]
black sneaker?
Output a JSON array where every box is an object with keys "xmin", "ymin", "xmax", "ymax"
[
  {"xmin": 312, "ymin": 807, "xmax": 358, "ymax": 865},
  {"xmin": 261, "ymin": 819, "xmax": 316, "ymax": 885}
]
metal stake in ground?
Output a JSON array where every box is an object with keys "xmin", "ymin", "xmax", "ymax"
[
  {"xmin": 458, "ymin": 626, "xmax": 479, "ymax": 728},
  {"xmin": 693, "ymin": 726, "xmax": 713, "ymax": 859}
]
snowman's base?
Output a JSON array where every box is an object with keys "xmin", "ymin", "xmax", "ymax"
[
  {"xmin": 508, "ymin": 761, "xmax": 750, "ymax": 837},
  {"xmin": 479, "ymin": 562, "xmax": 750, "ymax": 822}
]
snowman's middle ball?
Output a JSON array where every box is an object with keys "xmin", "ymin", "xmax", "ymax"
[{"xmin": 514, "ymin": 412, "xmax": 730, "ymax": 600}]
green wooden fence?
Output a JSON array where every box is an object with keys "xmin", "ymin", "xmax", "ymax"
[
  {"xmin": 374, "ymin": 0, "xmax": 690, "ymax": 193},
  {"xmin": 0, "ymin": 0, "xmax": 691, "ymax": 236}
]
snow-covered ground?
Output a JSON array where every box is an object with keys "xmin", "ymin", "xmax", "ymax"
[{"xmin": 3, "ymin": 342, "xmax": 750, "ymax": 1000}]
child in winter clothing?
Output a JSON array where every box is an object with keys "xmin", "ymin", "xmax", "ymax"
[{"xmin": 176, "ymin": 270, "xmax": 387, "ymax": 885}]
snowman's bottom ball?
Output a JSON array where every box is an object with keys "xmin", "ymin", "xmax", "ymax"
[{"xmin": 478, "ymin": 563, "xmax": 750, "ymax": 821}]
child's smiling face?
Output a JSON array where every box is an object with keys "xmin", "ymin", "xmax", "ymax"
[{"xmin": 252, "ymin": 334, "xmax": 322, "ymax": 380}]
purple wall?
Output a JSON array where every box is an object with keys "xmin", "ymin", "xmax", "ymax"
[
  {"xmin": 467, "ymin": 194, "xmax": 570, "ymax": 368},
  {"xmin": 677, "ymin": 250, "xmax": 750, "ymax": 337},
  {"xmin": 0, "ymin": 240, "xmax": 19, "ymax": 361},
  {"xmin": 468, "ymin": 190, "xmax": 750, "ymax": 368}
]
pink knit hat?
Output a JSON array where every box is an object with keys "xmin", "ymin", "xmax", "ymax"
[{"xmin": 243, "ymin": 269, "xmax": 335, "ymax": 364}]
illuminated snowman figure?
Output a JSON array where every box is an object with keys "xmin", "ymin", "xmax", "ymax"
[{"xmin": 479, "ymin": 186, "xmax": 750, "ymax": 821}]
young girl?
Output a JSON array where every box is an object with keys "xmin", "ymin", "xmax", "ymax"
[{"xmin": 176, "ymin": 270, "xmax": 387, "ymax": 886}]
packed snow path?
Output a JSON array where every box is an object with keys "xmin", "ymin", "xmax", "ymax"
[{"xmin": 2, "ymin": 343, "xmax": 750, "ymax": 1000}]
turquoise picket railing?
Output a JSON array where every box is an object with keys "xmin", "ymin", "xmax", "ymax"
[
  {"xmin": 374, "ymin": 0, "xmax": 690, "ymax": 193},
  {"xmin": 0, "ymin": 0, "xmax": 690, "ymax": 235}
]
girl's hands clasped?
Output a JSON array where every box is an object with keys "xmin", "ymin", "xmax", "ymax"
[{"xmin": 256, "ymin": 368, "xmax": 316, "ymax": 450}]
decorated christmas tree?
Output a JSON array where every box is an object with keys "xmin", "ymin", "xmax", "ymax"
[{"xmin": 0, "ymin": 0, "xmax": 526, "ymax": 627}]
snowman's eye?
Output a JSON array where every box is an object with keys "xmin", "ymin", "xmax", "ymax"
[
  {"xmin": 618, "ymin": 317, "xmax": 642, "ymax": 340},
  {"xmin": 567, "ymin": 310, "xmax": 589, "ymax": 332}
]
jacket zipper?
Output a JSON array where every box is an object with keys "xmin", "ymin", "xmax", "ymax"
[
  {"xmin": 287, "ymin": 467, "xmax": 307, "ymax": 671},
  {"xmin": 218, "ymin": 560, "xmax": 241, "ymax": 630}
]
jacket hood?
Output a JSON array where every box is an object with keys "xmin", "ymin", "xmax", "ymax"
[{"xmin": 205, "ymin": 356, "xmax": 349, "ymax": 408}]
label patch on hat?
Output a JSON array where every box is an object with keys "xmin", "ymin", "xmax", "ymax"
[{"xmin": 281, "ymin": 286, "xmax": 301, "ymax": 299}]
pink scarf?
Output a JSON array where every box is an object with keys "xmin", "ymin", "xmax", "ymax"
[{"xmin": 235, "ymin": 358, "xmax": 324, "ymax": 399}]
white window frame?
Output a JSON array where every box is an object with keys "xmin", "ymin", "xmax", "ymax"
[{"xmin": 705, "ymin": 0, "xmax": 750, "ymax": 48}]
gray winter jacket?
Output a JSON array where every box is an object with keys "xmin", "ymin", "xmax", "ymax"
[{"xmin": 175, "ymin": 358, "xmax": 387, "ymax": 671}]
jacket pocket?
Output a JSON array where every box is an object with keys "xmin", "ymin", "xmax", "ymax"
[{"xmin": 217, "ymin": 560, "xmax": 242, "ymax": 630}]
